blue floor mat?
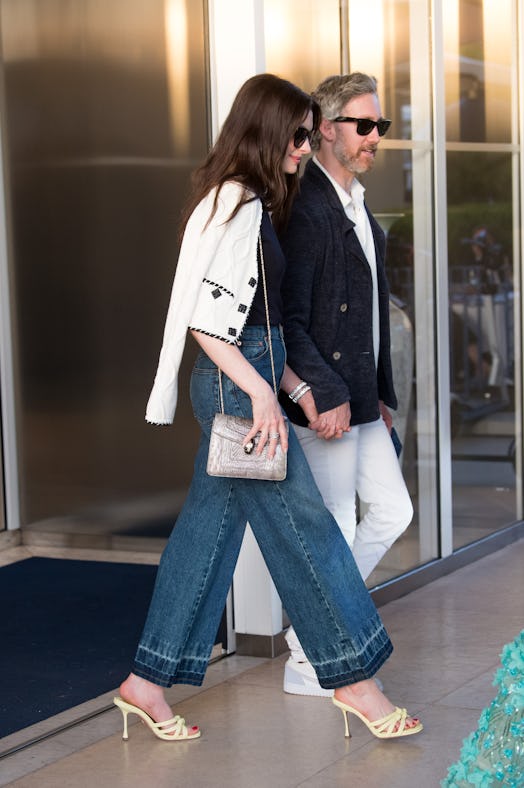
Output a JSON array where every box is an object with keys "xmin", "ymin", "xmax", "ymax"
[{"xmin": 0, "ymin": 557, "xmax": 157, "ymax": 738}]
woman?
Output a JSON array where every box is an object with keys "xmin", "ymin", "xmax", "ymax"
[{"xmin": 114, "ymin": 73, "xmax": 422, "ymax": 742}]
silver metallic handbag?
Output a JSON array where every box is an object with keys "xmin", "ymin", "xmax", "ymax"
[
  {"xmin": 207, "ymin": 412, "xmax": 288, "ymax": 481},
  {"xmin": 206, "ymin": 236, "xmax": 288, "ymax": 481}
]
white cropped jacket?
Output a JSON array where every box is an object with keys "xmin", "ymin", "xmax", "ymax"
[{"xmin": 146, "ymin": 182, "xmax": 263, "ymax": 424}]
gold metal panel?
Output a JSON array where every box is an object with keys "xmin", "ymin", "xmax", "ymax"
[{"xmin": 0, "ymin": 0, "xmax": 209, "ymax": 532}]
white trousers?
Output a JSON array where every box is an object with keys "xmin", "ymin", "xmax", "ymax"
[{"xmin": 293, "ymin": 417, "xmax": 413, "ymax": 581}]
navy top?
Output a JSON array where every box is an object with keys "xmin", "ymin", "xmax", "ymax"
[{"xmin": 246, "ymin": 210, "xmax": 284, "ymax": 326}]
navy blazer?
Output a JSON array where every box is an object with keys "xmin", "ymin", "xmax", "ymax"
[{"xmin": 280, "ymin": 158, "xmax": 397, "ymax": 427}]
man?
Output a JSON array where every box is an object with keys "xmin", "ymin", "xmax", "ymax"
[{"xmin": 279, "ymin": 73, "xmax": 413, "ymax": 696}]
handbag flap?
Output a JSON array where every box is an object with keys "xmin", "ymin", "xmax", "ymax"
[{"xmin": 211, "ymin": 414, "xmax": 254, "ymax": 445}]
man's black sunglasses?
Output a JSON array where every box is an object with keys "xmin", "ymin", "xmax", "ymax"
[
  {"xmin": 293, "ymin": 126, "xmax": 314, "ymax": 148},
  {"xmin": 332, "ymin": 116, "xmax": 392, "ymax": 136}
]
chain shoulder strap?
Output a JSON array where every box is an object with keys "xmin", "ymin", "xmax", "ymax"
[
  {"xmin": 218, "ymin": 233, "xmax": 277, "ymax": 413},
  {"xmin": 258, "ymin": 234, "xmax": 278, "ymax": 396}
]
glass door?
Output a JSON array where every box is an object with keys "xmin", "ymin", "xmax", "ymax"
[
  {"xmin": 0, "ymin": 432, "xmax": 5, "ymax": 530},
  {"xmin": 0, "ymin": 0, "xmax": 209, "ymax": 542},
  {"xmin": 265, "ymin": 0, "xmax": 440, "ymax": 585},
  {"xmin": 443, "ymin": 0, "xmax": 520, "ymax": 549}
]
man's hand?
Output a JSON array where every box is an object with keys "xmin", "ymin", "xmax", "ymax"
[{"xmin": 379, "ymin": 400, "xmax": 393, "ymax": 432}]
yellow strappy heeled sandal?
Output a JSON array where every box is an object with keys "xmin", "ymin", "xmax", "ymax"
[
  {"xmin": 332, "ymin": 696, "xmax": 423, "ymax": 739},
  {"xmin": 113, "ymin": 696, "xmax": 201, "ymax": 741}
]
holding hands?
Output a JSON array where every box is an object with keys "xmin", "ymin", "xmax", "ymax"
[
  {"xmin": 309, "ymin": 402, "xmax": 351, "ymax": 440},
  {"xmin": 281, "ymin": 369, "xmax": 350, "ymax": 441},
  {"xmin": 290, "ymin": 381, "xmax": 392, "ymax": 442}
]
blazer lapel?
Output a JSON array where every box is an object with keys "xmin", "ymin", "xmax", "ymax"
[{"xmin": 306, "ymin": 161, "xmax": 372, "ymax": 268}]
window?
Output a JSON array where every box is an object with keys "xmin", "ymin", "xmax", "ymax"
[
  {"xmin": 444, "ymin": 0, "xmax": 519, "ymax": 549},
  {"xmin": 266, "ymin": 0, "xmax": 440, "ymax": 584}
]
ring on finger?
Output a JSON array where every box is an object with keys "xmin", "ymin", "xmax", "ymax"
[{"xmin": 269, "ymin": 432, "xmax": 280, "ymax": 440}]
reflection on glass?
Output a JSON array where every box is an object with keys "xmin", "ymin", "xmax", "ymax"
[
  {"xmin": 266, "ymin": 0, "xmax": 438, "ymax": 584},
  {"xmin": 348, "ymin": 0, "xmax": 437, "ymax": 582},
  {"xmin": 0, "ymin": 452, "xmax": 5, "ymax": 530},
  {"xmin": 447, "ymin": 152, "xmax": 517, "ymax": 548},
  {"xmin": 2, "ymin": 0, "xmax": 208, "ymax": 536},
  {"xmin": 444, "ymin": 0, "xmax": 512, "ymax": 143},
  {"xmin": 349, "ymin": 0, "xmax": 412, "ymax": 140},
  {"xmin": 263, "ymin": 0, "xmax": 340, "ymax": 92},
  {"xmin": 165, "ymin": 0, "xmax": 190, "ymax": 152},
  {"xmin": 366, "ymin": 149, "xmax": 438, "ymax": 585}
]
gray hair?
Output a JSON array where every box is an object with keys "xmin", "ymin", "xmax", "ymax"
[{"xmin": 311, "ymin": 72, "xmax": 378, "ymax": 149}]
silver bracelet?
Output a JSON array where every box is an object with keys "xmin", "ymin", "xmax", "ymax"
[
  {"xmin": 288, "ymin": 381, "xmax": 308, "ymax": 402},
  {"xmin": 293, "ymin": 385, "xmax": 311, "ymax": 403},
  {"xmin": 289, "ymin": 382, "xmax": 311, "ymax": 403}
]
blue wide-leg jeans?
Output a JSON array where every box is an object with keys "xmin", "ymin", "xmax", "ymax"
[{"xmin": 133, "ymin": 326, "xmax": 393, "ymax": 689}]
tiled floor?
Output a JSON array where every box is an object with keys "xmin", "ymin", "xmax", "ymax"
[{"xmin": 1, "ymin": 539, "xmax": 523, "ymax": 788}]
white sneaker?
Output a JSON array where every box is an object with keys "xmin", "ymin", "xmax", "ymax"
[
  {"xmin": 283, "ymin": 628, "xmax": 383, "ymax": 695},
  {"xmin": 283, "ymin": 656, "xmax": 334, "ymax": 697},
  {"xmin": 284, "ymin": 626, "xmax": 307, "ymax": 662}
]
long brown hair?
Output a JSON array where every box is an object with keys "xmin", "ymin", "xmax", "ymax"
[{"xmin": 180, "ymin": 73, "xmax": 320, "ymax": 237}]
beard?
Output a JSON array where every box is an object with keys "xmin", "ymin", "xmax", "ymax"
[{"xmin": 333, "ymin": 136, "xmax": 376, "ymax": 176}]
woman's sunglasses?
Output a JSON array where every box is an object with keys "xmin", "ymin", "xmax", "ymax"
[
  {"xmin": 332, "ymin": 116, "xmax": 392, "ymax": 137},
  {"xmin": 293, "ymin": 126, "xmax": 314, "ymax": 148}
]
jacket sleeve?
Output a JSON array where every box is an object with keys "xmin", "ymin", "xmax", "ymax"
[
  {"xmin": 145, "ymin": 184, "xmax": 254, "ymax": 425},
  {"xmin": 280, "ymin": 205, "xmax": 351, "ymax": 414}
]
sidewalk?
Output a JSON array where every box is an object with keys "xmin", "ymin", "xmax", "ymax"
[{"xmin": 2, "ymin": 538, "xmax": 523, "ymax": 788}]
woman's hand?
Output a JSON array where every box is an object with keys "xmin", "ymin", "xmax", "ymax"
[
  {"xmin": 190, "ymin": 330, "xmax": 288, "ymax": 459},
  {"xmin": 297, "ymin": 390, "xmax": 319, "ymax": 425},
  {"xmin": 248, "ymin": 383, "xmax": 288, "ymax": 459}
]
